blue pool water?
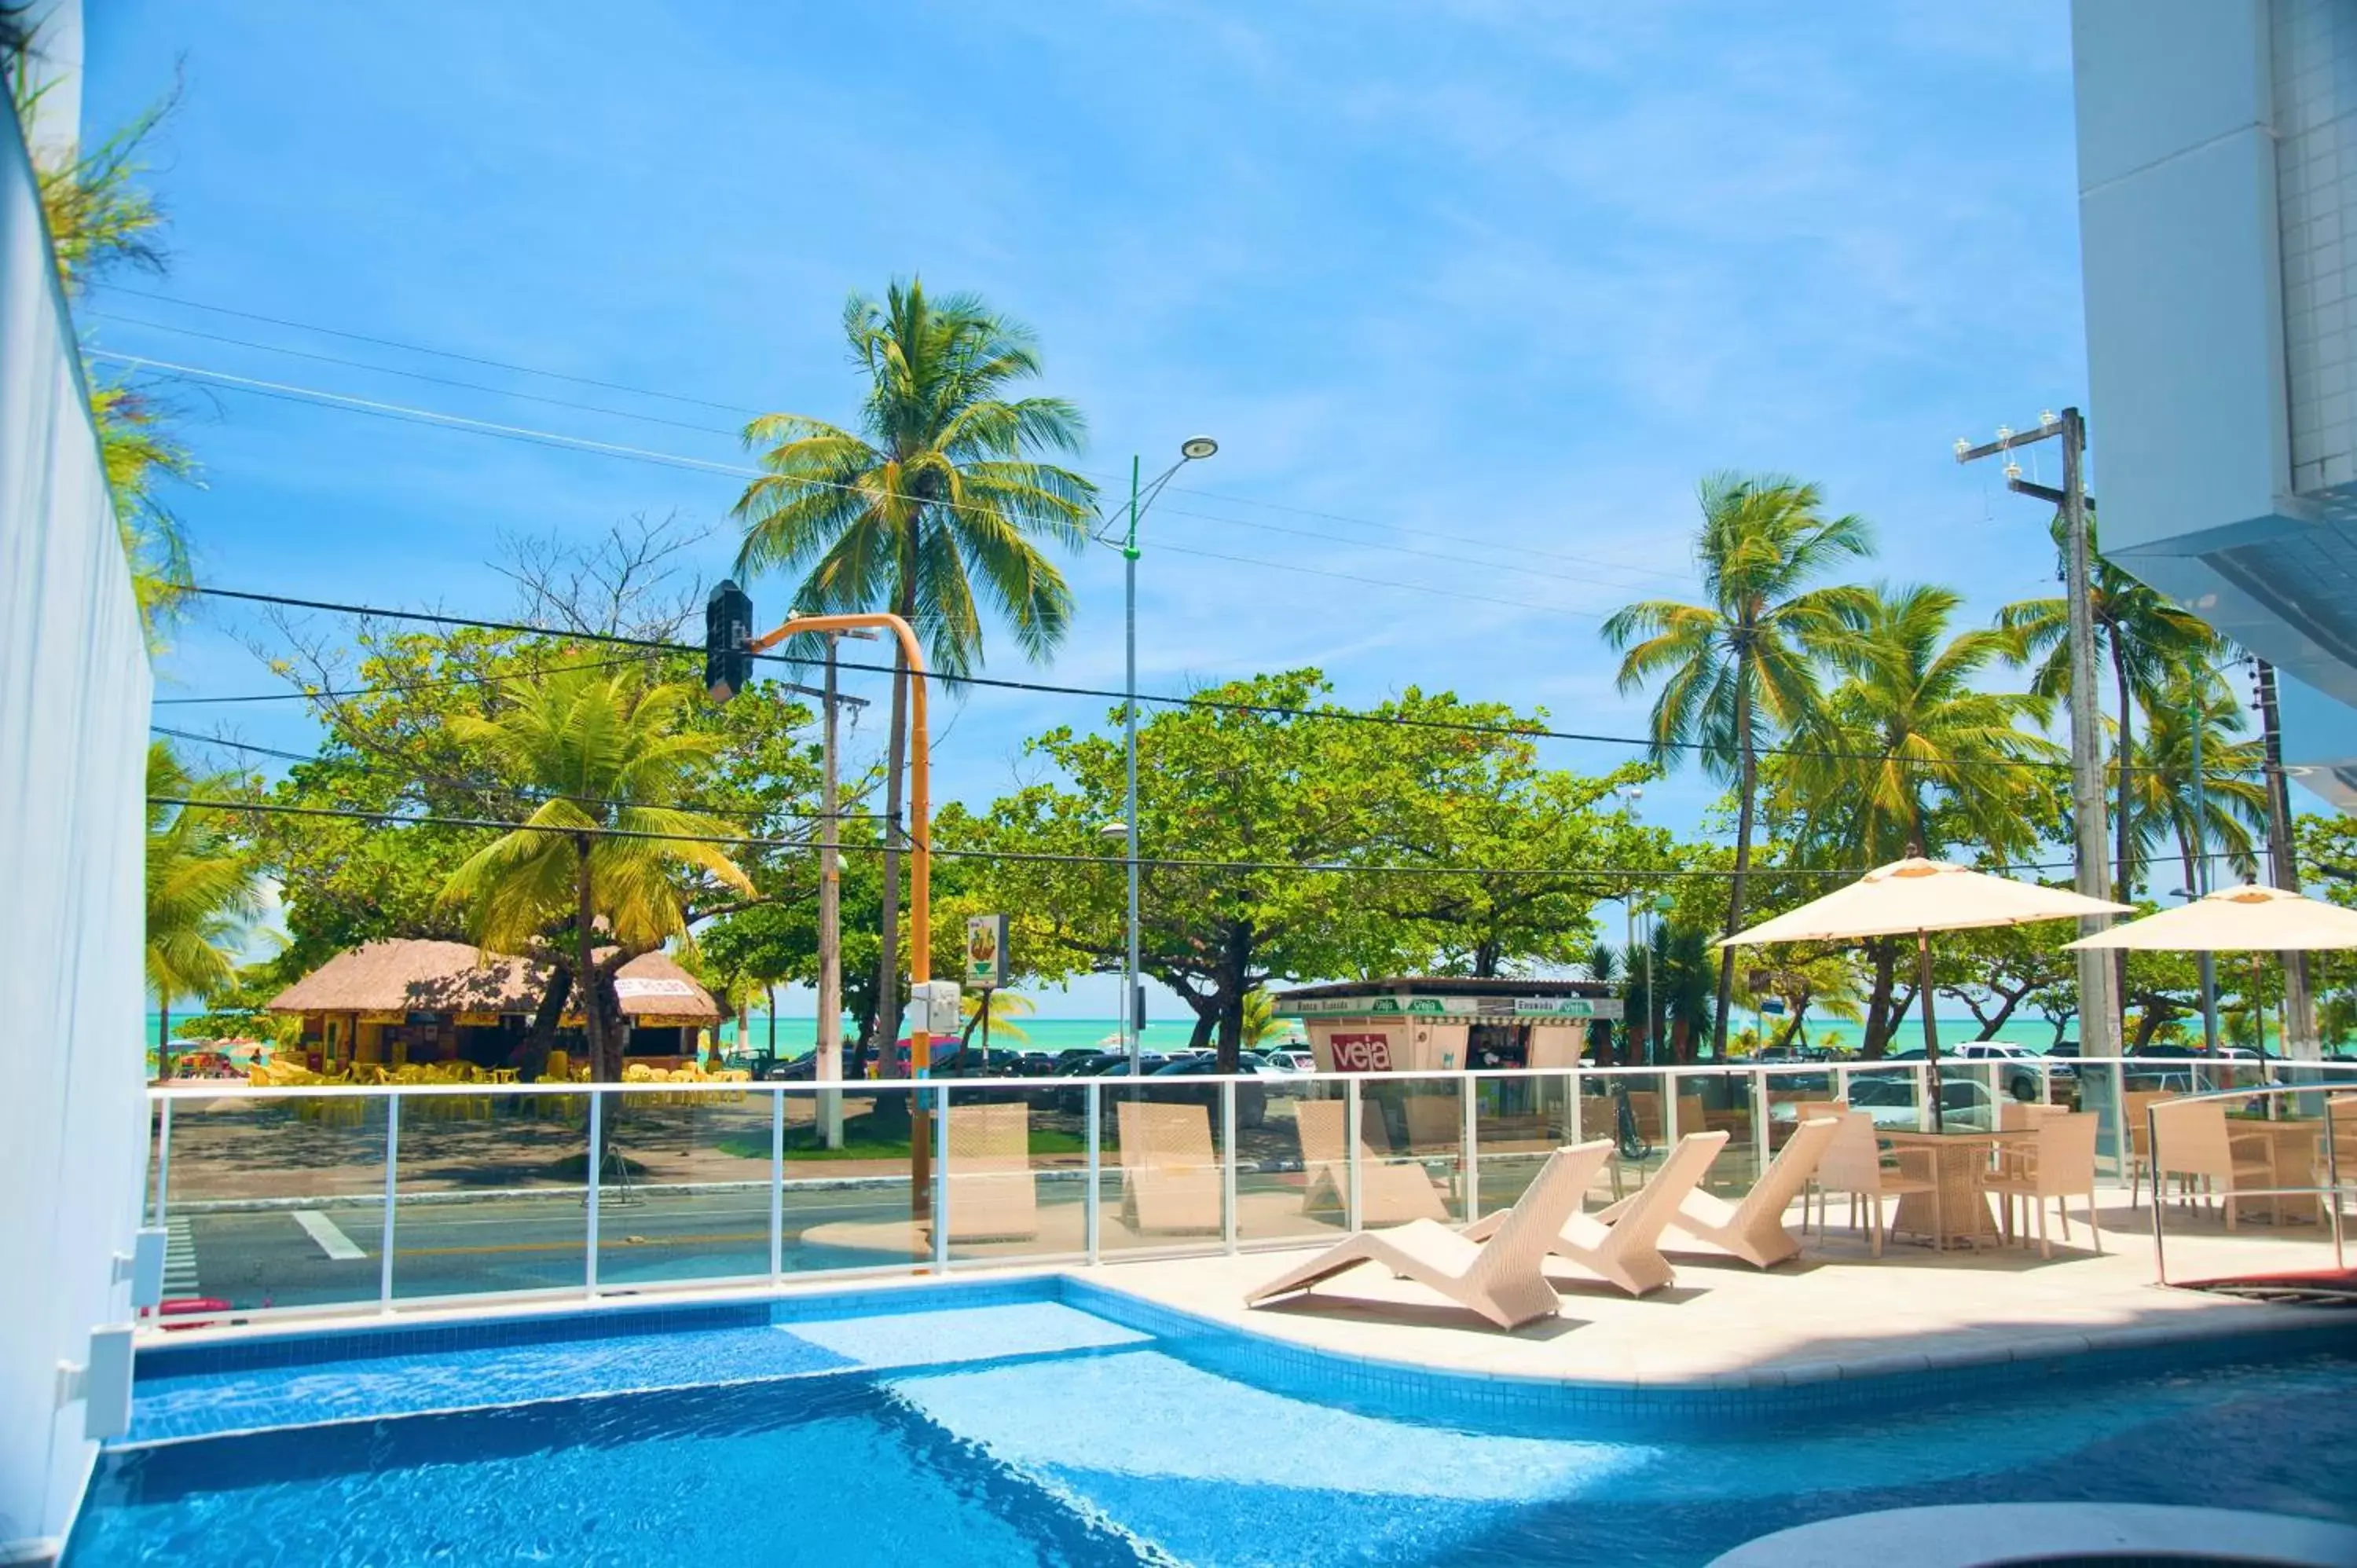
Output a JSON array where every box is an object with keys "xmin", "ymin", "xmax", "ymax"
[{"xmin": 67, "ymin": 1287, "xmax": 2357, "ymax": 1567}]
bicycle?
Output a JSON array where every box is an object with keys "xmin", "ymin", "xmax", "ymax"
[{"xmin": 1611, "ymin": 1079, "xmax": 1652, "ymax": 1163}]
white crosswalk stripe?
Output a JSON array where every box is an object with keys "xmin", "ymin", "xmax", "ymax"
[{"xmin": 162, "ymin": 1215, "xmax": 200, "ymax": 1297}]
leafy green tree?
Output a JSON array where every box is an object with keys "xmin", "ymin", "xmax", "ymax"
[
  {"xmin": 731, "ymin": 280, "xmax": 1096, "ymax": 1070},
  {"xmin": 1603, "ymin": 473, "xmax": 1873, "ymax": 1054},
  {"xmin": 1999, "ymin": 521, "xmax": 2220, "ymax": 902},
  {"xmin": 2121, "ymin": 662, "xmax": 2266, "ymax": 898},
  {"xmin": 146, "ymin": 742, "xmax": 261, "ymax": 1075},
  {"xmin": 1780, "ymin": 583, "xmax": 2058, "ymax": 1048},
  {"xmin": 1933, "ymin": 919, "xmax": 2077, "ymax": 1042},
  {"xmin": 438, "ymin": 669, "xmax": 755, "ymax": 1080}
]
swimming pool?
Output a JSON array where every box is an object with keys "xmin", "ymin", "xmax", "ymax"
[{"xmin": 67, "ymin": 1280, "xmax": 2357, "ymax": 1566}]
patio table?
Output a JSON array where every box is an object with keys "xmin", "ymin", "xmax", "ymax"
[{"xmin": 1880, "ymin": 1127, "xmax": 2040, "ymax": 1251}]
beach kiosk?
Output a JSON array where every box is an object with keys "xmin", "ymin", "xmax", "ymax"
[{"xmin": 1272, "ymin": 977, "xmax": 1622, "ymax": 1073}]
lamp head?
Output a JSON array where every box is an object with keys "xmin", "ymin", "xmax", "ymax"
[{"xmin": 1179, "ymin": 436, "xmax": 1219, "ymax": 461}]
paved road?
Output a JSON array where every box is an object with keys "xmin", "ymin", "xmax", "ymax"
[{"xmin": 173, "ymin": 1185, "xmax": 948, "ymax": 1311}]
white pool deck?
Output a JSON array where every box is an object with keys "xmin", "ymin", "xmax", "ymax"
[{"xmin": 1086, "ymin": 1186, "xmax": 2352, "ymax": 1386}]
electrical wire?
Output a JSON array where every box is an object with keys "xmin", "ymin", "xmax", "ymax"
[
  {"xmin": 181, "ymin": 583, "xmax": 2256, "ymax": 779},
  {"xmin": 152, "ymin": 650, "xmax": 663, "ymax": 706},
  {"xmin": 90, "ymin": 287, "xmax": 1695, "ymax": 587}
]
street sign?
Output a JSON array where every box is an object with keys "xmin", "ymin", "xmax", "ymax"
[{"xmin": 964, "ymin": 914, "xmax": 1009, "ymax": 991}]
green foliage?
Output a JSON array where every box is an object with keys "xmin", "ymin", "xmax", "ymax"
[
  {"xmin": 147, "ymin": 742, "xmax": 262, "ymax": 1068},
  {"xmin": 731, "ymin": 278, "xmax": 1098, "ymax": 678}
]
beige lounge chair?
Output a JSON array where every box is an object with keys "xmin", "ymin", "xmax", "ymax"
[
  {"xmin": 939, "ymin": 1101, "xmax": 1039, "ymax": 1243},
  {"xmin": 1987, "ymin": 1110, "xmax": 2100, "ymax": 1258},
  {"xmin": 1244, "ymin": 1141, "xmax": 1611, "ymax": 1330},
  {"xmin": 1465, "ymin": 1129, "xmax": 1728, "ymax": 1296},
  {"xmin": 1296, "ymin": 1099, "xmax": 1450, "ymax": 1225},
  {"xmin": 1116, "ymin": 1100, "xmax": 1222, "ymax": 1235},
  {"xmin": 2150, "ymin": 1097, "xmax": 2271, "ymax": 1230},
  {"xmin": 1595, "ymin": 1116, "xmax": 1839, "ymax": 1269},
  {"xmin": 2122, "ymin": 1090, "xmax": 2175, "ymax": 1207}
]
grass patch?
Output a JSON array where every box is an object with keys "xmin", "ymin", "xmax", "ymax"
[{"xmin": 715, "ymin": 1117, "xmax": 1087, "ymax": 1163}]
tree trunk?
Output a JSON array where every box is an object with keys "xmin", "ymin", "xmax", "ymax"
[
  {"xmin": 2110, "ymin": 643, "xmax": 2135, "ymax": 1024},
  {"xmin": 524, "ymin": 964, "xmax": 571, "ymax": 1080},
  {"xmin": 1715, "ymin": 703, "xmax": 1757, "ymax": 1057},
  {"xmin": 1215, "ymin": 925, "xmax": 1252, "ymax": 1073},
  {"xmin": 765, "ymin": 984, "xmax": 777, "ymax": 1057},
  {"xmin": 1186, "ymin": 1005, "xmax": 1215, "ymax": 1051},
  {"xmin": 157, "ymin": 998, "xmax": 170, "ymax": 1081},
  {"xmin": 1860, "ymin": 941, "xmax": 1898, "ymax": 1057},
  {"xmin": 573, "ymin": 836, "xmax": 613, "ymax": 1080}
]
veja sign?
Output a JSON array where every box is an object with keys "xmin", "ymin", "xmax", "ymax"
[{"xmin": 1329, "ymin": 1032, "xmax": 1392, "ymax": 1072}]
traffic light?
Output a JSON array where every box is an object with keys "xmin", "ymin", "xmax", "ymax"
[{"xmin": 705, "ymin": 579, "xmax": 753, "ymax": 702}]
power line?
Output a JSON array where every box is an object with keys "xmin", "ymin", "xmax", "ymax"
[
  {"xmin": 92, "ymin": 284, "xmax": 761, "ymax": 414},
  {"xmin": 181, "ymin": 583, "xmax": 2252, "ymax": 779},
  {"xmin": 152, "ymin": 794, "xmax": 1903, "ymax": 881},
  {"xmin": 153, "ymin": 650, "xmax": 662, "ymax": 706},
  {"xmin": 90, "ymin": 287, "xmax": 1692, "ymax": 588}
]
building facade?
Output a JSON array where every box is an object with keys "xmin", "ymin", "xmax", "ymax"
[{"xmin": 2073, "ymin": 0, "xmax": 2357, "ymax": 803}]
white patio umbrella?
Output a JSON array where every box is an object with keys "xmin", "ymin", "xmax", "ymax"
[
  {"xmin": 1718, "ymin": 857, "xmax": 2132, "ymax": 1127},
  {"xmin": 2063, "ymin": 883, "xmax": 2357, "ymax": 951}
]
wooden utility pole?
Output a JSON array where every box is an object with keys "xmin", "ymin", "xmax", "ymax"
[
  {"xmin": 817, "ymin": 633, "xmax": 845, "ymax": 1146},
  {"xmin": 2253, "ymin": 658, "xmax": 2319, "ymax": 1059}
]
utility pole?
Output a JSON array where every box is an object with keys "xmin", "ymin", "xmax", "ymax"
[
  {"xmin": 2253, "ymin": 658, "xmax": 2319, "ymax": 1060},
  {"xmin": 1956, "ymin": 408, "xmax": 2119, "ymax": 1057},
  {"xmin": 2189, "ymin": 674, "xmax": 2220, "ymax": 1052},
  {"xmin": 816, "ymin": 632, "xmax": 845, "ymax": 1147}
]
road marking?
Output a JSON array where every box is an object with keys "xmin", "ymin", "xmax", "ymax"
[
  {"xmin": 162, "ymin": 1217, "xmax": 200, "ymax": 1295},
  {"xmin": 292, "ymin": 1209, "xmax": 367, "ymax": 1261}
]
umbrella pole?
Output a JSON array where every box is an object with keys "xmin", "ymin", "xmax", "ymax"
[{"xmin": 1917, "ymin": 929, "xmax": 1943, "ymax": 1133}]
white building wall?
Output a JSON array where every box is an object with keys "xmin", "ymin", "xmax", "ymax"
[
  {"xmin": 2276, "ymin": 0, "xmax": 2355, "ymax": 496},
  {"xmin": 0, "ymin": 86, "xmax": 153, "ymax": 1563}
]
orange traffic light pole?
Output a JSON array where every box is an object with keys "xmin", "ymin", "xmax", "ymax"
[{"xmin": 746, "ymin": 611, "xmax": 937, "ymax": 1221}]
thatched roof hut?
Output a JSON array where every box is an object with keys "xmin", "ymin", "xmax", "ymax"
[{"xmin": 268, "ymin": 940, "xmax": 720, "ymax": 1023}]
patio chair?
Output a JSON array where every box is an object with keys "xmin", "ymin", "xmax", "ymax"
[
  {"xmin": 1244, "ymin": 1141, "xmax": 1611, "ymax": 1330},
  {"xmin": 1296, "ymin": 1099, "xmax": 1450, "ymax": 1225},
  {"xmin": 940, "ymin": 1101, "xmax": 1039, "ymax": 1244},
  {"xmin": 1116, "ymin": 1100, "xmax": 1222, "ymax": 1235},
  {"xmin": 1810, "ymin": 1111, "xmax": 1937, "ymax": 1257},
  {"xmin": 1986, "ymin": 1111, "xmax": 2101, "ymax": 1258},
  {"xmin": 1594, "ymin": 1115, "xmax": 1840, "ymax": 1269},
  {"xmin": 1464, "ymin": 1130, "xmax": 1729, "ymax": 1296},
  {"xmin": 2150, "ymin": 1097, "xmax": 2271, "ymax": 1230},
  {"xmin": 2122, "ymin": 1090, "xmax": 2175, "ymax": 1208}
]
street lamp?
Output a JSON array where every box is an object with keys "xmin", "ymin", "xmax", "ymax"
[{"xmin": 1108, "ymin": 436, "xmax": 1218, "ymax": 1069}]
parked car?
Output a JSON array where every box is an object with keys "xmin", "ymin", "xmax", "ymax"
[
  {"xmin": 1053, "ymin": 1053, "xmax": 1172, "ymax": 1115},
  {"xmin": 924, "ymin": 1046, "xmax": 1028, "ymax": 1079},
  {"xmin": 1772, "ymin": 1076, "xmax": 1998, "ymax": 1132},
  {"xmin": 763, "ymin": 1051, "xmax": 819, "ymax": 1082},
  {"xmin": 1145, "ymin": 1053, "xmax": 1271, "ymax": 1129},
  {"xmin": 1260, "ymin": 1048, "xmax": 1315, "ymax": 1073},
  {"xmin": 1946, "ymin": 1041, "xmax": 2049, "ymax": 1102}
]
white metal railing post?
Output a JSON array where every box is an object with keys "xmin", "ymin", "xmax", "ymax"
[
  {"xmin": 1662, "ymin": 1068, "xmax": 1678, "ymax": 1146},
  {"xmin": 1835, "ymin": 1063, "xmax": 1851, "ymax": 1105},
  {"xmin": 1916, "ymin": 1063, "xmax": 1933, "ymax": 1132},
  {"xmin": 1222, "ymin": 1079, "xmax": 1239, "ymax": 1254},
  {"xmin": 768, "ymin": 1088, "xmax": 785, "ymax": 1284},
  {"xmin": 931, "ymin": 1084, "xmax": 951, "ymax": 1272},
  {"xmin": 379, "ymin": 1094, "xmax": 401, "ymax": 1310},
  {"xmin": 2109, "ymin": 1057, "xmax": 2130, "ymax": 1180},
  {"xmin": 1345, "ymin": 1077, "xmax": 1363, "ymax": 1233},
  {"xmin": 1750, "ymin": 1068, "xmax": 1769, "ymax": 1175},
  {"xmin": 585, "ymin": 1091, "xmax": 602, "ymax": 1296},
  {"xmin": 1567, "ymin": 1064, "xmax": 1582, "ymax": 1144},
  {"xmin": 1084, "ymin": 1081, "xmax": 1102, "ymax": 1265},
  {"xmin": 151, "ymin": 1096, "xmax": 173, "ymax": 1227},
  {"xmin": 2327, "ymin": 1101, "xmax": 2346, "ymax": 1273},
  {"xmin": 1461, "ymin": 1078, "xmax": 1479, "ymax": 1223}
]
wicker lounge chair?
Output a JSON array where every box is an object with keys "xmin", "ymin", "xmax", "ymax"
[
  {"xmin": 1296, "ymin": 1099, "xmax": 1450, "ymax": 1225},
  {"xmin": 1594, "ymin": 1116, "xmax": 1839, "ymax": 1269},
  {"xmin": 2150, "ymin": 1097, "xmax": 2271, "ymax": 1230},
  {"xmin": 940, "ymin": 1101, "xmax": 1039, "ymax": 1243},
  {"xmin": 1244, "ymin": 1141, "xmax": 1611, "ymax": 1330},
  {"xmin": 1464, "ymin": 1129, "xmax": 1728, "ymax": 1296},
  {"xmin": 1116, "ymin": 1100, "xmax": 1222, "ymax": 1235}
]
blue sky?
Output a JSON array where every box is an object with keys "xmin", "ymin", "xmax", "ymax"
[{"xmin": 86, "ymin": 2, "xmax": 2087, "ymax": 1017}]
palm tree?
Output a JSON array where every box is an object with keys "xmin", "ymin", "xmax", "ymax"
[
  {"xmin": 1604, "ymin": 474, "xmax": 1874, "ymax": 1053},
  {"xmin": 1237, "ymin": 987, "xmax": 1283, "ymax": 1051},
  {"xmin": 1783, "ymin": 584, "xmax": 2061, "ymax": 1050},
  {"xmin": 960, "ymin": 988, "xmax": 1036, "ymax": 1045},
  {"xmin": 732, "ymin": 280, "xmax": 1095, "ymax": 1063},
  {"xmin": 1999, "ymin": 521, "xmax": 2220, "ymax": 903},
  {"xmin": 146, "ymin": 743, "xmax": 259, "ymax": 1077},
  {"xmin": 439, "ymin": 669, "xmax": 754, "ymax": 1081},
  {"xmin": 2123, "ymin": 662, "xmax": 2267, "ymax": 899}
]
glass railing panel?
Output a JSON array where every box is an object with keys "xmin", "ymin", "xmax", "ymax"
[
  {"xmin": 1237, "ymin": 1072, "xmax": 1341, "ymax": 1247},
  {"xmin": 779, "ymin": 1082, "xmax": 922, "ymax": 1273},
  {"xmin": 596, "ymin": 1083, "xmax": 774, "ymax": 1289},
  {"xmin": 391, "ymin": 1087, "xmax": 586, "ymax": 1302},
  {"xmin": 1761, "ymin": 1062, "xmax": 1842, "ymax": 1152},
  {"xmin": 1354, "ymin": 1074, "xmax": 1465, "ymax": 1221},
  {"xmin": 1471, "ymin": 1071, "xmax": 1571, "ymax": 1218},
  {"xmin": 161, "ymin": 1091, "xmax": 389, "ymax": 1316},
  {"xmin": 1684, "ymin": 1068, "xmax": 1759, "ymax": 1196},
  {"xmin": 1098, "ymin": 1076, "xmax": 1229, "ymax": 1255},
  {"xmin": 942, "ymin": 1081, "xmax": 1084, "ymax": 1264}
]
